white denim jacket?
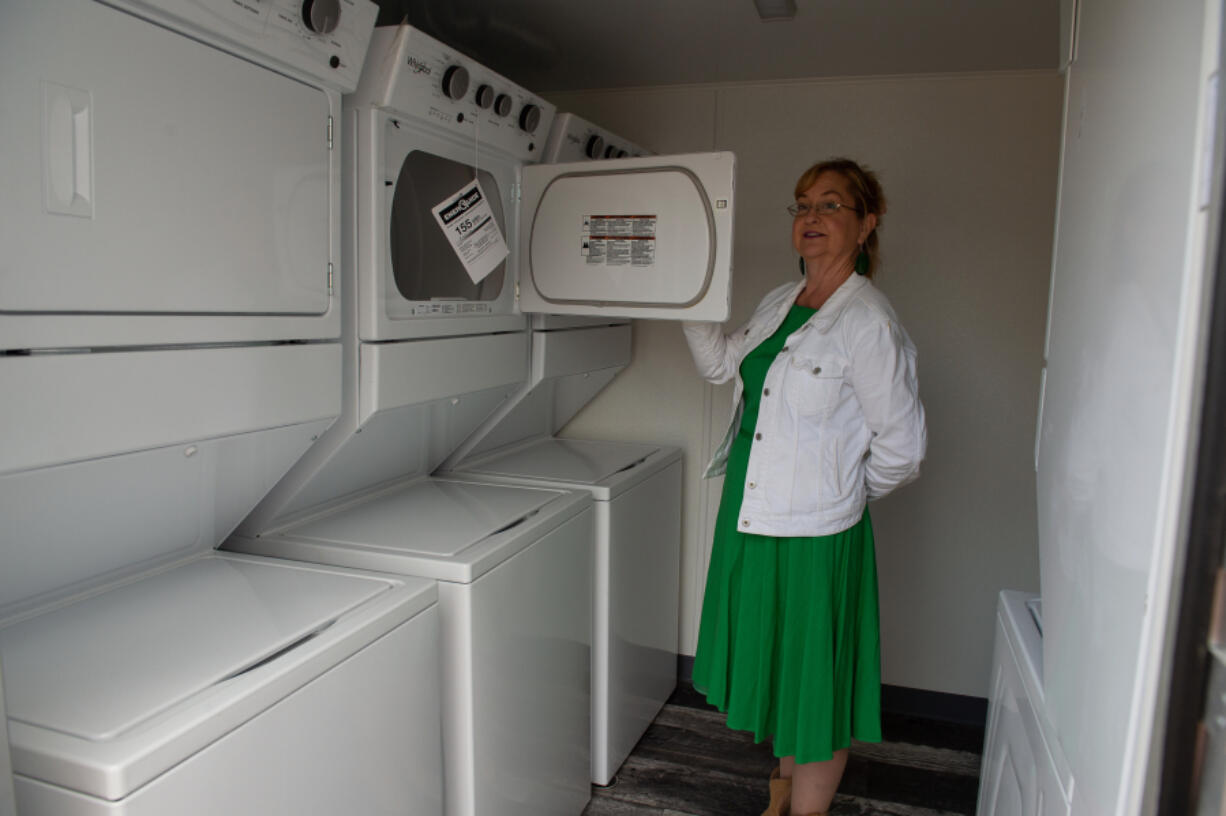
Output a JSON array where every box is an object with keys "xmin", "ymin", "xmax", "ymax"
[{"xmin": 683, "ymin": 274, "xmax": 926, "ymax": 537}]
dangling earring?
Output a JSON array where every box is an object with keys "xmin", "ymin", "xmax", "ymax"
[
  {"xmin": 798, "ymin": 256, "xmax": 806, "ymax": 277},
  {"xmin": 854, "ymin": 246, "xmax": 869, "ymax": 276}
]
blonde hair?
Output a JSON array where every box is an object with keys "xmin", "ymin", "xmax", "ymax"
[{"xmin": 794, "ymin": 158, "xmax": 887, "ymax": 278}]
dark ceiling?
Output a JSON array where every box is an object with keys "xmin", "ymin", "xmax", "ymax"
[{"xmin": 372, "ymin": 0, "xmax": 1059, "ymax": 94}]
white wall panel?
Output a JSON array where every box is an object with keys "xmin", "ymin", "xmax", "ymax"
[{"xmin": 1037, "ymin": 0, "xmax": 1221, "ymax": 811}]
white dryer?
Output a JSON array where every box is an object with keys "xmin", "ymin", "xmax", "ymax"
[
  {"xmin": 0, "ymin": 1, "xmax": 443, "ymax": 814},
  {"xmin": 347, "ymin": 22, "xmax": 556, "ymax": 342}
]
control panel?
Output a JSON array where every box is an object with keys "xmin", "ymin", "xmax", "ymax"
[
  {"xmin": 116, "ymin": 0, "xmax": 378, "ymax": 92},
  {"xmin": 542, "ymin": 112, "xmax": 649, "ymax": 164},
  {"xmin": 352, "ymin": 23, "xmax": 556, "ymax": 163}
]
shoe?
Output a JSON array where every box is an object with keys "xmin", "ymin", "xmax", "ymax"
[{"xmin": 760, "ymin": 767, "xmax": 791, "ymax": 816}]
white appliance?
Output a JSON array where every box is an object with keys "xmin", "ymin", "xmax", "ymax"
[
  {"xmin": 542, "ymin": 112, "xmax": 649, "ymax": 163},
  {"xmin": 0, "ymin": 551, "xmax": 441, "ymax": 816},
  {"xmin": 0, "ymin": 2, "xmax": 444, "ymax": 814},
  {"xmin": 230, "ymin": 479, "xmax": 595, "ymax": 816},
  {"xmin": 436, "ymin": 112, "xmax": 682, "ymax": 787},
  {"xmin": 223, "ymin": 23, "xmax": 594, "ymax": 816},
  {"xmin": 348, "ymin": 25, "xmax": 734, "ymax": 339},
  {"xmin": 977, "ymin": 592, "xmax": 1072, "ymax": 815},
  {"xmin": 443, "ymin": 439, "xmax": 682, "ymax": 785},
  {"xmin": 347, "ymin": 23, "xmax": 555, "ymax": 341},
  {"xmin": 978, "ymin": 0, "xmax": 1224, "ymax": 812}
]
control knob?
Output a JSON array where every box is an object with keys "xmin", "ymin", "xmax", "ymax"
[
  {"xmin": 301, "ymin": 0, "xmax": 341, "ymax": 34},
  {"xmin": 493, "ymin": 93, "xmax": 513, "ymax": 117},
  {"xmin": 474, "ymin": 84, "xmax": 495, "ymax": 109},
  {"xmin": 519, "ymin": 104, "xmax": 542, "ymax": 134},
  {"xmin": 585, "ymin": 135, "xmax": 605, "ymax": 159},
  {"xmin": 442, "ymin": 65, "xmax": 470, "ymax": 101}
]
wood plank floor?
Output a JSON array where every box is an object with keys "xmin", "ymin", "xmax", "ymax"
[{"xmin": 583, "ymin": 684, "xmax": 985, "ymax": 816}]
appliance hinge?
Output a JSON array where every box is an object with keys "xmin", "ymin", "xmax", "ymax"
[
  {"xmin": 327, "ymin": 262, "xmax": 334, "ymax": 295},
  {"xmin": 327, "ymin": 115, "xmax": 334, "ymax": 150}
]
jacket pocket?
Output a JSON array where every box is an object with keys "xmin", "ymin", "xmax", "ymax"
[{"xmin": 783, "ymin": 357, "xmax": 843, "ymax": 417}]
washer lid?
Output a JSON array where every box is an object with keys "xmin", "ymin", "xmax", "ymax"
[
  {"xmin": 0, "ymin": 556, "xmax": 388, "ymax": 742},
  {"xmin": 464, "ymin": 438, "xmax": 661, "ymax": 485},
  {"xmin": 283, "ymin": 479, "xmax": 563, "ymax": 558}
]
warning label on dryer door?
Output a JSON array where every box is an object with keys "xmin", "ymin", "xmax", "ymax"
[{"xmin": 581, "ymin": 214, "xmax": 656, "ymax": 267}]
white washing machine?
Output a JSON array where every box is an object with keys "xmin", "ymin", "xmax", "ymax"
[
  {"xmin": 0, "ymin": 1, "xmax": 444, "ymax": 814},
  {"xmin": 0, "ymin": 551, "xmax": 441, "ymax": 816},
  {"xmin": 231, "ymin": 478, "xmax": 595, "ymax": 816},
  {"xmin": 444, "ymin": 439, "xmax": 682, "ymax": 785},
  {"xmin": 977, "ymin": 591, "xmax": 1073, "ymax": 816}
]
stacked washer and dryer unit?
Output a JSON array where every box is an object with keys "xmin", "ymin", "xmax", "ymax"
[
  {"xmin": 0, "ymin": 2, "xmax": 445, "ymax": 815},
  {"xmin": 439, "ymin": 110, "xmax": 684, "ymax": 787},
  {"xmin": 225, "ymin": 23, "xmax": 598, "ymax": 816}
]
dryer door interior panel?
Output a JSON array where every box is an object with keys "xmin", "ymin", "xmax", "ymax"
[
  {"xmin": 520, "ymin": 152, "xmax": 734, "ymax": 322},
  {"xmin": 0, "ymin": 0, "xmax": 332, "ymax": 319}
]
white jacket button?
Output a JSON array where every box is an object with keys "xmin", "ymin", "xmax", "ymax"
[
  {"xmin": 748, "ymin": 481, "xmax": 756, "ymax": 488},
  {"xmin": 741, "ymin": 520, "xmax": 750, "ymax": 528}
]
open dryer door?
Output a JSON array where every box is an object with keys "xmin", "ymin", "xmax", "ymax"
[{"xmin": 519, "ymin": 152, "xmax": 734, "ymax": 322}]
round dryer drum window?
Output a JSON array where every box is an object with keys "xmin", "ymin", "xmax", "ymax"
[{"xmin": 390, "ymin": 151, "xmax": 506, "ymax": 303}]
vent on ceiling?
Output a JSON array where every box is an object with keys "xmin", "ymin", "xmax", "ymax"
[{"xmin": 753, "ymin": 0, "xmax": 797, "ymax": 21}]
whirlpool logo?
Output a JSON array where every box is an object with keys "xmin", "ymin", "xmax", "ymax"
[{"xmin": 406, "ymin": 56, "xmax": 432, "ymax": 75}]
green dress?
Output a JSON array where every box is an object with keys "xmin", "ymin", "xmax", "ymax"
[{"xmin": 691, "ymin": 304, "xmax": 882, "ymax": 763}]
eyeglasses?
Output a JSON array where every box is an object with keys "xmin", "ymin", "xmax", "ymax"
[{"xmin": 787, "ymin": 201, "xmax": 862, "ymax": 217}]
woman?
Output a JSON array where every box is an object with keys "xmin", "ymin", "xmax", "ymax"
[{"xmin": 682, "ymin": 158, "xmax": 926, "ymax": 816}]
